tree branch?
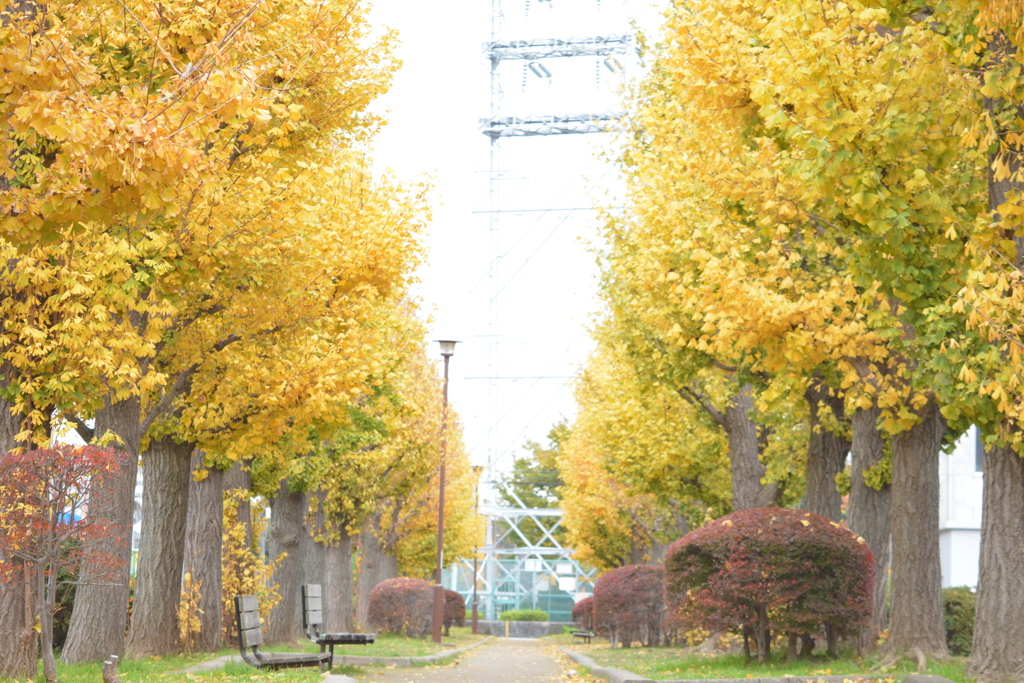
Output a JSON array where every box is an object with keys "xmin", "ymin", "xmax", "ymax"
[
  {"xmin": 142, "ymin": 333, "xmax": 243, "ymax": 434},
  {"xmin": 677, "ymin": 385, "xmax": 728, "ymax": 428},
  {"xmin": 141, "ymin": 364, "xmax": 198, "ymax": 435},
  {"xmin": 709, "ymin": 358, "xmax": 739, "ymax": 373},
  {"xmin": 65, "ymin": 414, "xmax": 95, "ymax": 442}
]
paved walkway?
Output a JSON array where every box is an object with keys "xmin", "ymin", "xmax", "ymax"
[{"xmin": 357, "ymin": 638, "xmax": 563, "ymax": 683}]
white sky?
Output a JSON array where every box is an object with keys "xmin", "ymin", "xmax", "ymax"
[{"xmin": 367, "ymin": 0, "xmax": 664, "ymax": 500}]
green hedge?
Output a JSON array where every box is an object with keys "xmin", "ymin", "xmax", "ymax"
[
  {"xmin": 943, "ymin": 586, "xmax": 976, "ymax": 656},
  {"xmin": 499, "ymin": 609, "xmax": 549, "ymax": 622}
]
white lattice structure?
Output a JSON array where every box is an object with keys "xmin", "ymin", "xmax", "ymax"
[
  {"xmin": 480, "ymin": 112, "xmax": 624, "ymax": 138},
  {"xmin": 486, "ymin": 34, "xmax": 633, "ymax": 61},
  {"xmin": 447, "ymin": 502, "xmax": 596, "ymax": 622}
]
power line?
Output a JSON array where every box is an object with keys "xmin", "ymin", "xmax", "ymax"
[
  {"xmin": 472, "ymin": 206, "xmax": 607, "ymax": 213},
  {"xmin": 464, "ymin": 376, "xmax": 574, "ymax": 380},
  {"xmin": 494, "ymin": 164, "xmax": 613, "ymax": 298}
]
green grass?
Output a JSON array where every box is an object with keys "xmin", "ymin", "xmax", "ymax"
[
  {"xmin": 15, "ymin": 628, "xmax": 489, "ymax": 683},
  {"xmin": 24, "ymin": 649, "xmax": 323, "ymax": 683},
  {"xmin": 279, "ymin": 626, "xmax": 488, "ymax": 657},
  {"xmin": 546, "ymin": 634, "xmax": 969, "ymax": 683}
]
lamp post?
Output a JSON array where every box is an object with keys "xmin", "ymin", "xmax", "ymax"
[
  {"xmin": 470, "ymin": 465, "xmax": 483, "ymax": 634},
  {"xmin": 432, "ymin": 340, "xmax": 458, "ymax": 644}
]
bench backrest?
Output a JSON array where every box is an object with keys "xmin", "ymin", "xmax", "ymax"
[
  {"xmin": 301, "ymin": 584, "xmax": 323, "ymax": 631},
  {"xmin": 234, "ymin": 595, "xmax": 264, "ymax": 650}
]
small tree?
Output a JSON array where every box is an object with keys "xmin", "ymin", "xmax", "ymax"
[
  {"xmin": 572, "ymin": 596, "xmax": 595, "ymax": 631},
  {"xmin": 593, "ymin": 564, "xmax": 665, "ymax": 648},
  {"xmin": 220, "ymin": 490, "xmax": 281, "ymax": 646},
  {"xmin": 368, "ymin": 577, "xmax": 433, "ymax": 638},
  {"xmin": 0, "ymin": 446, "xmax": 123, "ymax": 683},
  {"xmin": 665, "ymin": 507, "xmax": 873, "ymax": 663},
  {"xmin": 443, "ymin": 589, "xmax": 465, "ymax": 636}
]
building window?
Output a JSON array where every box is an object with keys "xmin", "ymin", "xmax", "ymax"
[{"xmin": 975, "ymin": 427, "xmax": 985, "ymax": 473}]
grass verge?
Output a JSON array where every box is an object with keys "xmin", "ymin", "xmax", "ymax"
[
  {"xmin": 17, "ymin": 628, "xmax": 488, "ymax": 683},
  {"xmin": 24, "ymin": 650, "xmax": 322, "ymax": 683},
  {"xmin": 547, "ymin": 634, "xmax": 970, "ymax": 683}
]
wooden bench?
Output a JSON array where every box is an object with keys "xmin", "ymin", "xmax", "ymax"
[
  {"xmin": 234, "ymin": 595, "xmax": 331, "ymax": 672},
  {"xmin": 301, "ymin": 584, "xmax": 375, "ymax": 669},
  {"xmin": 571, "ymin": 630, "xmax": 597, "ymax": 644}
]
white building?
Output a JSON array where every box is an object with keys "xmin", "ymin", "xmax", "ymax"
[{"xmin": 938, "ymin": 425, "xmax": 984, "ymax": 588}]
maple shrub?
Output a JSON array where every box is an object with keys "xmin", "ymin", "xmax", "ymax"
[
  {"xmin": 443, "ymin": 589, "xmax": 465, "ymax": 636},
  {"xmin": 593, "ymin": 564, "xmax": 666, "ymax": 648},
  {"xmin": 0, "ymin": 446, "xmax": 123, "ymax": 683},
  {"xmin": 367, "ymin": 577, "xmax": 433, "ymax": 638},
  {"xmin": 572, "ymin": 596, "xmax": 595, "ymax": 631},
  {"xmin": 665, "ymin": 508, "xmax": 873, "ymax": 663}
]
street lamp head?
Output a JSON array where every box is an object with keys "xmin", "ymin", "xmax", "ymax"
[{"xmin": 436, "ymin": 340, "xmax": 459, "ymax": 358}]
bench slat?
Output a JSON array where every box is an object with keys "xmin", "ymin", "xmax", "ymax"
[
  {"xmin": 256, "ymin": 653, "xmax": 330, "ymax": 669},
  {"xmin": 319, "ymin": 632, "xmax": 376, "ymax": 644},
  {"xmin": 260, "ymin": 653, "xmax": 329, "ymax": 663},
  {"xmin": 238, "ymin": 611, "xmax": 261, "ymax": 631},
  {"xmin": 303, "ymin": 584, "xmax": 322, "ymax": 598},
  {"xmin": 304, "ymin": 596, "xmax": 322, "ymax": 612},
  {"xmin": 240, "ymin": 626, "xmax": 264, "ymax": 648},
  {"xmin": 236, "ymin": 595, "xmax": 260, "ymax": 612},
  {"xmin": 306, "ymin": 609, "xmax": 323, "ymax": 625}
]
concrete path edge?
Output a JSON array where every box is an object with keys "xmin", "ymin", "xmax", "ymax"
[
  {"xmin": 560, "ymin": 649, "xmax": 960, "ymax": 683},
  {"xmin": 334, "ymin": 635, "xmax": 495, "ymax": 667},
  {"xmin": 561, "ymin": 648, "xmax": 652, "ymax": 683}
]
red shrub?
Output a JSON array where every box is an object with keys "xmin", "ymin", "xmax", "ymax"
[
  {"xmin": 593, "ymin": 564, "xmax": 665, "ymax": 647},
  {"xmin": 443, "ymin": 589, "xmax": 466, "ymax": 635},
  {"xmin": 368, "ymin": 577, "xmax": 433, "ymax": 638},
  {"xmin": 665, "ymin": 507, "xmax": 874, "ymax": 661},
  {"xmin": 572, "ymin": 596, "xmax": 595, "ymax": 631}
]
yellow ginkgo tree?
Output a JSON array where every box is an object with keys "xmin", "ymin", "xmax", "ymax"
[
  {"xmin": 0, "ymin": 0, "xmax": 409, "ymax": 665},
  {"xmin": 935, "ymin": 0, "xmax": 1024, "ymax": 677},
  {"xmin": 122, "ymin": 148, "xmax": 428, "ymax": 657},
  {"xmin": 611, "ymin": 0, "xmax": 989, "ymax": 656},
  {"xmin": 560, "ymin": 338, "xmax": 731, "ymax": 571}
]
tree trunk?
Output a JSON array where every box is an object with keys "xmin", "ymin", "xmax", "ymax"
[
  {"xmin": 629, "ymin": 523, "xmax": 651, "ymax": 564},
  {"xmin": 323, "ymin": 526, "xmax": 354, "ymax": 632},
  {"xmin": 754, "ymin": 606, "xmax": 770, "ymax": 664},
  {"xmin": 356, "ymin": 511, "xmax": 399, "ymax": 629},
  {"xmin": 967, "ymin": 60, "xmax": 1024, "ymax": 680},
  {"xmin": 724, "ymin": 384, "xmax": 777, "ymax": 510},
  {"xmin": 648, "ymin": 536, "xmax": 675, "ymax": 565},
  {"xmin": 887, "ymin": 398, "xmax": 947, "ymax": 656},
  {"xmin": 266, "ymin": 480, "xmax": 306, "ymax": 645},
  {"xmin": 37, "ymin": 560, "xmax": 57, "ymax": 683},
  {"xmin": 0, "ymin": 560, "xmax": 35, "ymax": 679},
  {"xmin": 182, "ymin": 452, "xmax": 224, "ymax": 652},
  {"xmin": 0, "ymin": 391, "xmax": 37, "ymax": 679},
  {"xmin": 125, "ymin": 437, "xmax": 195, "ymax": 658},
  {"xmin": 847, "ymin": 405, "xmax": 892, "ymax": 651},
  {"xmin": 302, "ymin": 498, "xmax": 326, "ymax": 590},
  {"xmin": 63, "ymin": 397, "xmax": 141, "ymax": 664},
  {"xmin": 826, "ymin": 623, "xmax": 839, "ymax": 658},
  {"xmin": 967, "ymin": 442, "xmax": 1024, "ymax": 681},
  {"xmin": 787, "ymin": 633, "xmax": 799, "ymax": 662},
  {"xmin": 803, "ymin": 381, "xmax": 850, "ymax": 521}
]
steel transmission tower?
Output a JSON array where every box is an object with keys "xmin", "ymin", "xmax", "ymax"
[{"xmin": 446, "ymin": 0, "xmax": 633, "ymax": 623}]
